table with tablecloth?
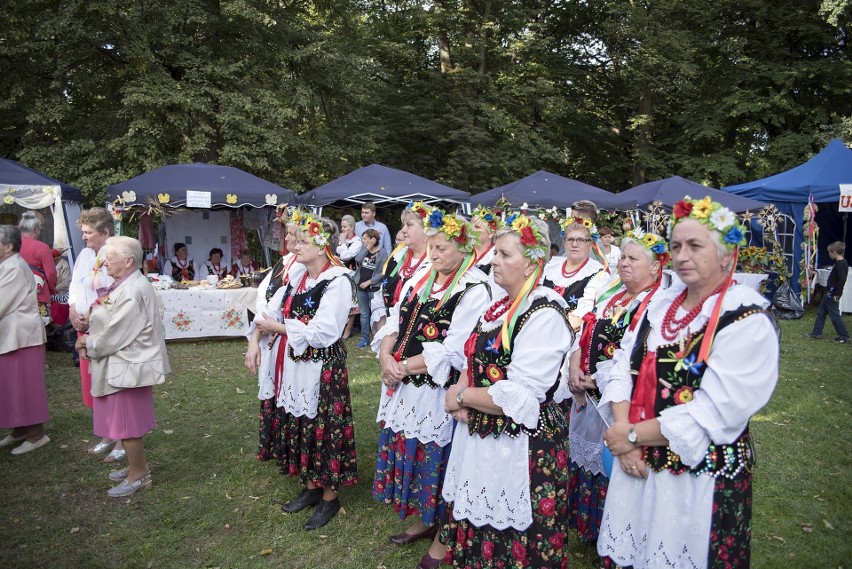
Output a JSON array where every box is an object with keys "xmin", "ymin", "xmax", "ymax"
[
  {"xmin": 814, "ymin": 268, "xmax": 852, "ymax": 314},
  {"xmin": 156, "ymin": 287, "xmax": 258, "ymax": 340}
]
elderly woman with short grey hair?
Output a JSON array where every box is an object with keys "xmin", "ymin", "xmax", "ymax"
[
  {"xmin": 0, "ymin": 225, "xmax": 51, "ymax": 455},
  {"xmin": 75, "ymin": 236, "xmax": 170, "ymax": 498},
  {"xmin": 18, "ymin": 210, "xmax": 57, "ymax": 309}
]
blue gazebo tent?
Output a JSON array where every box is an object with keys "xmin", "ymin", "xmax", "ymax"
[
  {"xmin": 609, "ymin": 176, "xmax": 765, "ymax": 213},
  {"xmin": 473, "ymin": 170, "xmax": 621, "ymax": 210},
  {"xmin": 723, "ymin": 139, "xmax": 852, "ymax": 292}
]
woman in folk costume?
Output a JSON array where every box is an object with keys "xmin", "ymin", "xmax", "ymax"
[
  {"xmin": 373, "ymin": 208, "xmax": 491, "ymax": 569},
  {"xmin": 247, "ymin": 210, "xmax": 301, "ymax": 464},
  {"xmin": 199, "ymin": 247, "xmax": 229, "ymax": 280},
  {"xmin": 598, "ymin": 197, "xmax": 779, "ymax": 568},
  {"xmin": 470, "ymin": 205, "xmax": 503, "ymax": 275},
  {"xmin": 563, "ymin": 230, "xmax": 668, "ymax": 552},
  {"xmin": 369, "ymin": 202, "xmax": 432, "ymax": 334},
  {"xmin": 165, "ymin": 242, "xmax": 195, "ymax": 282},
  {"xmin": 245, "ymin": 213, "xmax": 357, "ymax": 531},
  {"xmin": 440, "ymin": 213, "xmax": 573, "ymax": 569}
]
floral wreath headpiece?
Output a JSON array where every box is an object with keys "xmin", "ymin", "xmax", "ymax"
[
  {"xmin": 559, "ymin": 216, "xmax": 599, "ymax": 240},
  {"xmin": 504, "ymin": 212, "xmax": 548, "ymax": 261},
  {"xmin": 406, "ymin": 200, "xmax": 433, "ymax": 221},
  {"xmin": 274, "ymin": 204, "xmax": 293, "ymax": 223},
  {"xmin": 471, "ymin": 205, "xmax": 505, "ymax": 233},
  {"xmin": 669, "ymin": 196, "xmax": 746, "ymax": 251},
  {"xmin": 625, "ymin": 228, "xmax": 670, "ymax": 265},
  {"xmin": 425, "ymin": 208, "xmax": 478, "ymax": 253},
  {"xmin": 295, "ymin": 212, "xmax": 343, "ymax": 266}
]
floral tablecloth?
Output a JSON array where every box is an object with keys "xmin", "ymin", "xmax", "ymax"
[{"xmin": 157, "ymin": 287, "xmax": 258, "ymax": 340}]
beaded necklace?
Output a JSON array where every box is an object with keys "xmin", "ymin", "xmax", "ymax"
[
  {"xmin": 660, "ymin": 283, "xmax": 725, "ymax": 341},
  {"xmin": 561, "ymin": 257, "xmax": 589, "ymax": 279},
  {"xmin": 604, "ymin": 284, "xmax": 655, "ymax": 325},
  {"xmin": 400, "ymin": 249, "xmax": 426, "ymax": 279},
  {"xmin": 430, "ymin": 265, "xmax": 461, "ymax": 294},
  {"xmin": 483, "ymin": 296, "xmax": 512, "ymax": 323}
]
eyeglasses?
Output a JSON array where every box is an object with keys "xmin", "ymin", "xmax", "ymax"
[{"xmin": 564, "ymin": 237, "xmax": 591, "ymax": 245}]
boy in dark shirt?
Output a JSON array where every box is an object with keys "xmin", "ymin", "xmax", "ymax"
[{"xmin": 808, "ymin": 241, "xmax": 849, "ymax": 343}]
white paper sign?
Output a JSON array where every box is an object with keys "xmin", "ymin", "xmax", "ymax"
[
  {"xmin": 840, "ymin": 184, "xmax": 852, "ymax": 212},
  {"xmin": 186, "ymin": 190, "xmax": 212, "ymax": 208}
]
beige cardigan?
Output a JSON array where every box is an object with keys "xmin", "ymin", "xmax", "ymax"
[
  {"xmin": 86, "ymin": 271, "xmax": 170, "ymax": 397},
  {"xmin": 0, "ymin": 254, "xmax": 46, "ymax": 355}
]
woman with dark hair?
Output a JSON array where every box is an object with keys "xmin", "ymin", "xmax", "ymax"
[
  {"xmin": 199, "ymin": 247, "xmax": 229, "ymax": 280},
  {"xmin": 0, "ymin": 225, "xmax": 50, "ymax": 455},
  {"xmin": 353, "ymin": 228, "xmax": 388, "ymax": 348},
  {"xmin": 246, "ymin": 213, "xmax": 357, "ymax": 531},
  {"xmin": 165, "ymin": 243, "xmax": 195, "ymax": 282}
]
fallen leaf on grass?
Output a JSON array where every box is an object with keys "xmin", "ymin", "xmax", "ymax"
[
  {"xmin": 319, "ymin": 535, "xmax": 328, "ymax": 539},
  {"xmin": 823, "ymin": 519, "xmax": 834, "ymax": 530},
  {"xmin": 813, "ymin": 495, "xmax": 824, "ymax": 502},
  {"xmin": 772, "ymin": 535, "xmax": 786, "ymax": 544},
  {"xmin": 339, "ymin": 507, "xmax": 347, "ymax": 515},
  {"xmin": 224, "ymin": 524, "xmax": 230, "ymax": 529},
  {"xmin": 236, "ymin": 387, "xmax": 245, "ymax": 394},
  {"xmin": 225, "ymin": 492, "xmax": 232, "ymax": 500},
  {"xmin": 573, "ymin": 552, "xmax": 585, "ymax": 558},
  {"xmin": 377, "ymin": 565, "xmax": 387, "ymax": 569},
  {"xmin": 801, "ymin": 523, "xmax": 813, "ymax": 533},
  {"xmin": 260, "ymin": 549, "xmax": 272, "ymax": 556},
  {"xmin": 69, "ymin": 527, "xmax": 79, "ymax": 534},
  {"xmin": 163, "ymin": 430, "xmax": 174, "ymax": 435},
  {"xmin": 60, "ymin": 444, "xmax": 68, "ymax": 449},
  {"xmin": 249, "ymin": 495, "xmax": 260, "ymax": 500}
]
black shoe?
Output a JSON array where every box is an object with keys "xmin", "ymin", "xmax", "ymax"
[
  {"xmin": 304, "ymin": 498, "xmax": 340, "ymax": 530},
  {"xmin": 834, "ymin": 337, "xmax": 850, "ymax": 344},
  {"xmin": 805, "ymin": 333, "xmax": 822, "ymax": 339},
  {"xmin": 281, "ymin": 488, "xmax": 323, "ymax": 513}
]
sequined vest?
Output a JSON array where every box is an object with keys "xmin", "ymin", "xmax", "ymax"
[
  {"xmin": 629, "ymin": 304, "xmax": 772, "ymax": 478},
  {"xmin": 282, "ymin": 275, "xmax": 352, "ymax": 363},
  {"xmin": 464, "ymin": 298, "xmax": 569, "ymax": 440},
  {"xmin": 543, "ymin": 273, "xmax": 594, "ymax": 311},
  {"xmin": 391, "ymin": 282, "xmax": 484, "ymax": 389}
]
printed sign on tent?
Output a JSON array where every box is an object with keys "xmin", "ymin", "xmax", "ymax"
[
  {"xmin": 186, "ymin": 190, "xmax": 212, "ymax": 208},
  {"xmin": 840, "ymin": 184, "xmax": 852, "ymax": 212}
]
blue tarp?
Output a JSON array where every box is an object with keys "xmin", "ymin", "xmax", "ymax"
[
  {"xmin": 723, "ymin": 139, "xmax": 852, "ymax": 292},
  {"xmin": 0, "ymin": 158, "xmax": 83, "ymax": 203},
  {"xmin": 107, "ymin": 163, "xmax": 296, "ymax": 209},
  {"xmin": 473, "ymin": 170, "xmax": 621, "ymax": 210},
  {"xmin": 609, "ymin": 176, "xmax": 765, "ymax": 213},
  {"xmin": 297, "ymin": 164, "xmax": 470, "ymax": 209}
]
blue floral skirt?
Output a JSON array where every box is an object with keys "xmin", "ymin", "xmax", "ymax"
[{"xmin": 567, "ymin": 461, "xmax": 609, "ymax": 543}]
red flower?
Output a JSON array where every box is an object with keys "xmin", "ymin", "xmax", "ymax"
[
  {"xmin": 321, "ymin": 370, "xmax": 333, "ymax": 383},
  {"xmin": 485, "ymin": 364, "xmax": 504, "ymax": 382},
  {"xmin": 482, "ymin": 541, "xmax": 494, "ymax": 560},
  {"xmin": 300, "ymin": 314, "xmax": 311, "ymax": 324},
  {"xmin": 456, "ymin": 224, "xmax": 467, "ymax": 245},
  {"xmin": 330, "ymin": 459, "xmax": 340, "ymax": 473},
  {"xmin": 315, "ymin": 427, "xmax": 325, "ymax": 440},
  {"xmin": 307, "ymin": 221, "xmax": 321, "ymax": 236},
  {"xmin": 511, "ymin": 540, "xmax": 527, "ymax": 562},
  {"xmin": 548, "ymin": 532, "xmax": 565, "ymax": 549},
  {"xmin": 604, "ymin": 342, "xmax": 618, "ymax": 358},
  {"xmin": 538, "ymin": 497, "xmax": 556, "ymax": 517},
  {"xmin": 300, "ymin": 453, "xmax": 309, "ymax": 466},
  {"xmin": 415, "ymin": 447, "xmax": 425, "ymax": 462},
  {"xmin": 288, "ymin": 464, "xmax": 298, "ymax": 476},
  {"xmin": 333, "ymin": 401, "xmax": 344, "ymax": 414},
  {"xmin": 519, "ymin": 226, "xmax": 537, "ymax": 246},
  {"xmin": 673, "ymin": 200, "xmax": 693, "ymax": 219},
  {"xmin": 674, "ymin": 386, "xmax": 694, "ymax": 404},
  {"xmin": 556, "ymin": 450, "xmax": 568, "ymax": 469},
  {"xmin": 423, "ymin": 322, "xmax": 439, "ymax": 340},
  {"xmin": 344, "ymin": 426, "xmax": 354, "ymax": 438}
]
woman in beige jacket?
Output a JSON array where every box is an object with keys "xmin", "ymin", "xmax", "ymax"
[{"xmin": 76, "ymin": 236, "xmax": 170, "ymax": 498}]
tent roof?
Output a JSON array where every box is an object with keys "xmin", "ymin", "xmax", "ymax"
[
  {"xmin": 611, "ymin": 176, "xmax": 765, "ymax": 213},
  {"xmin": 473, "ymin": 170, "xmax": 621, "ymax": 210},
  {"xmin": 0, "ymin": 158, "xmax": 83, "ymax": 203},
  {"xmin": 723, "ymin": 138, "xmax": 852, "ymax": 203},
  {"xmin": 107, "ymin": 163, "xmax": 296, "ymax": 209},
  {"xmin": 297, "ymin": 164, "xmax": 469, "ymax": 208}
]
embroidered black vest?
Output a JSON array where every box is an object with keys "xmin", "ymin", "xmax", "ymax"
[
  {"xmin": 380, "ymin": 255, "xmax": 404, "ymax": 318},
  {"xmin": 543, "ymin": 273, "xmax": 595, "ymax": 312},
  {"xmin": 170, "ymin": 259, "xmax": 195, "ymax": 281},
  {"xmin": 282, "ymin": 275, "xmax": 353, "ymax": 363},
  {"xmin": 476, "ymin": 262, "xmax": 492, "ymax": 276},
  {"xmin": 391, "ymin": 282, "xmax": 484, "ymax": 389},
  {"xmin": 629, "ymin": 304, "xmax": 774, "ymax": 478},
  {"xmin": 265, "ymin": 257, "xmax": 287, "ymax": 302},
  {"xmin": 465, "ymin": 298, "xmax": 570, "ymax": 440}
]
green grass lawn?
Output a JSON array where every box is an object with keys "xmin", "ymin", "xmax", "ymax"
[{"xmin": 1, "ymin": 308, "xmax": 850, "ymax": 568}]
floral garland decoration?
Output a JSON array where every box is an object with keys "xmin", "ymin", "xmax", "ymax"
[
  {"xmin": 471, "ymin": 205, "xmax": 505, "ymax": 232},
  {"xmin": 505, "ymin": 212, "xmax": 548, "ymax": 260},
  {"xmin": 425, "ymin": 208, "xmax": 478, "ymax": 253},
  {"xmin": 625, "ymin": 228, "xmax": 669, "ymax": 262},
  {"xmin": 295, "ymin": 211, "xmax": 343, "ymax": 266},
  {"xmin": 670, "ymin": 196, "xmax": 746, "ymax": 250},
  {"xmin": 534, "ymin": 205, "xmax": 564, "ymax": 223},
  {"xmin": 407, "ymin": 200, "xmax": 432, "ymax": 220},
  {"xmin": 559, "ymin": 215, "xmax": 600, "ymax": 241}
]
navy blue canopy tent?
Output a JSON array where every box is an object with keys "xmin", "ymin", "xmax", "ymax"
[
  {"xmin": 609, "ymin": 176, "xmax": 765, "ymax": 213},
  {"xmin": 107, "ymin": 163, "xmax": 296, "ymax": 208},
  {"xmin": 473, "ymin": 170, "xmax": 622, "ymax": 210},
  {"xmin": 723, "ymin": 139, "xmax": 852, "ymax": 292},
  {"xmin": 0, "ymin": 158, "xmax": 85, "ymax": 259},
  {"xmin": 297, "ymin": 164, "xmax": 470, "ymax": 210}
]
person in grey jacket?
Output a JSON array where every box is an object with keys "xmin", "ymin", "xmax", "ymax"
[{"xmin": 354, "ymin": 229, "xmax": 389, "ymax": 348}]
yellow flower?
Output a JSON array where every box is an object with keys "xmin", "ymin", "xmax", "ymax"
[
  {"xmin": 692, "ymin": 197, "xmax": 713, "ymax": 219},
  {"xmin": 582, "ymin": 218, "xmax": 594, "ymax": 229},
  {"xmin": 642, "ymin": 234, "xmax": 657, "ymax": 247},
  {"xmin": 511, "ymin": 216, "xmax": 529, "ymax": 231},
  {"xmin": 442, "ymin": 215, "xmax": 460, "ymax": 236}
]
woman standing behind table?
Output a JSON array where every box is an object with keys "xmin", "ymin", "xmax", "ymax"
[
  {"xmin": 353, "ymin": 229, "xmax": 388, "ymax": 348},
  {"xmin": 76, "ymin": 237, "xmax": 169, "ymax": 497},
  {"xmin": 369, "ymin": 202, "xmax": 432, "ymax": 335},
  {"xmin": 564, "ymin": 230, "xmax": 667, "ymax": 552},
  {"xmin": 440, "ymin": 214, "xmax": 573, "ymax": 569},
  {"xmin": 0, "ymin": 226, "xmax": 50, "ymax": 455},
  {"xmin": 245, "ymin": 214, "xmax": 357, "ymax": 531},
  {"xmin": 598, "ymin": 197, "xmax": 779, "ymax": 568},
  {"xmin": 199, "ymin": 248, "xmax": 229, "ymax": 281},
  {"xmin": 373, "ymin": 209, "xmax": 491, "ymax": 569},
  {"xmin": 67, "ymin": 207, "xmax": 123, "ymax": 459},
  {"xmin": 164, "ymin": 243, "xmax": 195, "ymax": 282}
]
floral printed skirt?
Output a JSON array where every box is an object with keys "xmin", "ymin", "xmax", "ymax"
[
  {"xmin": 276, "ymin": 359, "xmax": 358, "ymax": 490},
  {"xmin": 372, "ymin": 424, "xmax": 451, "ymax": 526},
  {"xmin": 440, "ymin": 429, "xmax": 570, "ymax": 568},
  {"xmin": 257, "ymin": 397, "xmax": 281, "ymax": 462},
  {"xmin": 567, "ymin": 461, "xmax": 609, "ymax": 544}
]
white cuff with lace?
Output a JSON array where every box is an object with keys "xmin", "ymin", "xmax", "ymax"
[{"xmin": 488, "ymin": 381, "xmax": 540, "ymax": 430}]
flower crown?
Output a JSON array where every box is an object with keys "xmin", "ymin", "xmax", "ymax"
[
  {"xmin": 625, "ymin": 228, "xmax": 669, "ymax": 261},
  {"xmin": 296, "ymin": 211, "xmax": 332, "ymax": 248},
  {"xmin": 406, "ymin": 200, "xmax": 433, "ymax": 220},
  {"xmin": 471, "ymin": 205, "xmax": 505, "ymax": 232},
  {"xmin": 504, "ymin": 212, "xmax": 548, "ymax": 260},
  {"xmin": 425, "ymin": 208, "xmax": 478, "ymax": 252},
  {"xmin": 559, "ymin": 216, "xmax": 599, "ymax": 240},
  {"xmin": 670, "ymin": 196, "xmax": 746, "ymax": 250}
]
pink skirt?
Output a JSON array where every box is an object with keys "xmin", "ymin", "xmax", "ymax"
[
  {"xmin": 78, "ymin": 331, "xmax": 93, "ymax": 409},
  {"xmin": 0, "ymin": 345, "xmax": 49, "ymax": 429},
  {"xmin": 93, "ymin": 386, "xmax": 157, "ymax": 440}
]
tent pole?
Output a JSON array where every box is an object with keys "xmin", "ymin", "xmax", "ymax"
[{"xmin": 844, "ymin": 213, "xmax": 848, "ymax": 243}]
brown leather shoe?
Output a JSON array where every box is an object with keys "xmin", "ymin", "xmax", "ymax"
[
  {"xmin": 415, "ymin": 552, "xmax": 443, "ymax": 569},
  {"xmin": 388, "ymin": 524, "xmax": 438, "ymax": 546}
]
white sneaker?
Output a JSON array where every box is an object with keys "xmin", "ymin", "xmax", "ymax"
[
  {"xmin": 11, "ymin": 435, "xmax": 50, "ymax": 455},
  {"xmin": 0, "ymin": 434, "xmax": 26, "ymax": 448}
]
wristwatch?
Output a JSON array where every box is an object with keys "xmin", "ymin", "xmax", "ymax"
[
  {"xmin": 627, "ymin": 424, "xmax": 639, "ymax": 445},
  {"xmin": 401, "ymin": 359, "xmax": 410, "ymax": 375},
  {"xmin": 456, "ymin": 387, "xmax": 468, "ymax": 408}
]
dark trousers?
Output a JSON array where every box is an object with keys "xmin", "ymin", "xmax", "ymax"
[
  {"xmin": 812, "ymin": 294, "xmax": 849, "ymax": 339},
  {"xmin": 357, "ymin": 289, "xmax": 374, "ymax": 341}
]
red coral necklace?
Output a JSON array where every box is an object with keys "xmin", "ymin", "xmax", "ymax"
[{"xmin": 660, "ymin": 284, "xmax": 725, "ymax": 341}]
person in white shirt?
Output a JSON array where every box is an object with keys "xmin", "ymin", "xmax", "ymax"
[{"xmin": 599, "ymin": 226, "xmax": 621, "ymax": 269}]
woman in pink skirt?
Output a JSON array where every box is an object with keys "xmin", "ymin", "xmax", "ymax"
[
  {"xmin": 76, "ymin": 236, "xmax": 170, "ymax": 498},
  {"xmin": 0, "ymin": 226, "xmax": 50, "ymax": 455}
]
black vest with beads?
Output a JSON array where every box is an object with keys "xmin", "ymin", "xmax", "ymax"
[{"xmin": 282, "ymin": 275, "xmax": 354, "ymax": 363}]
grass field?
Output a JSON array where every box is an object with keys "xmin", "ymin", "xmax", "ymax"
[{"xmin": 1, "ymin": 307, "xmax": 850, "ymax": 569}]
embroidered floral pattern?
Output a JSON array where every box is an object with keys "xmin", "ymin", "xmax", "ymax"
[
  {"xmin": 257, "ymin": 397, "xmax": 281, "ymax": 462},
  {"xmin": 172, "ymin": 310, "xmax": 191, "ymax": 331},
  {"xmin": 220, "ymin": 307, "xmax": 243, "ymax": 329}
]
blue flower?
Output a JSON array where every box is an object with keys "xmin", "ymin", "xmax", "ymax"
[
  {"xmin": 681, "ymin": 353, "xmax": 703, "ymax": 375},
  {"xmin": 484, "ymin": 213, "xmax": 494, "ymax": 221},
  {"xmin": 505, "ymin": 213, "xmax": 517, "ymax": 225},
  {"xmin": 485, "ymin": 337, "xmax": 500, "ymax": 353},
  {"xmin": 651, "ymin": 242, "xmax": 666, "ymax": 254},
  {"xmin": 428, "ymin": 210, "xmax": 444, "ymax": 228},
  {"xmin": 724, "ymin": 226, "xmax": 744, "ymax": 246},
  {"xmin": 302, "ymin": 297, "xmax": 315, "ymax": 309},
  {"xmin": 567, "ymin": 294, "xmax": 578, "ymax": 306}
]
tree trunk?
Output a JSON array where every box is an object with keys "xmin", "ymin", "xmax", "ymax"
[
  {"xmin": 632, "ymin": 86, "xmax": 651, "ymax": 186},
  {"xmin": 478, "ymin": 0, "xmax": 491, "ymax": 74},
  {"xmin": 434, "ymin": 0, "xmax": 453, "ymax": 73}
]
